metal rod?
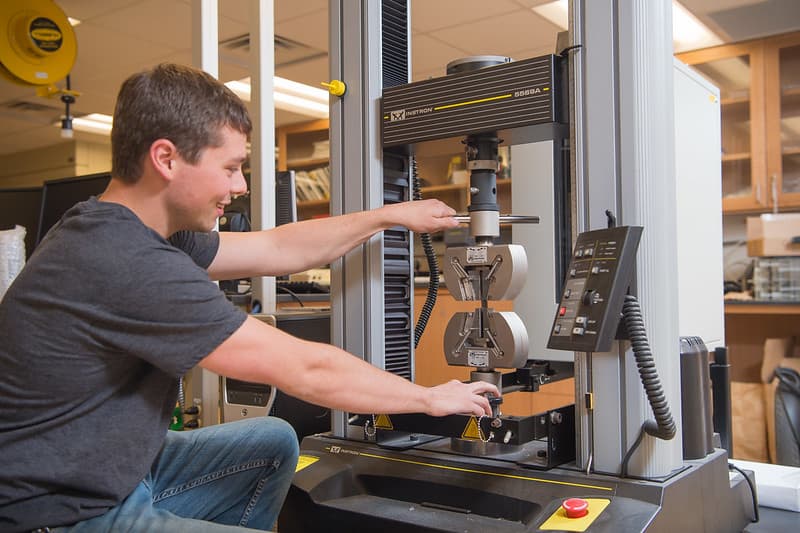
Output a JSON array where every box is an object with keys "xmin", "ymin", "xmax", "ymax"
[{"xmin": 453, "ymin": 215, "xmax": 540, "ymax": 224}]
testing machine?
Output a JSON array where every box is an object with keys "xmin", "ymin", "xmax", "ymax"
[{"xmin": 279, "ymin": 2, "xmax": 754, "ymax": 532}]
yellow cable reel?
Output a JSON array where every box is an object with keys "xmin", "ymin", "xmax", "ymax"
[{"xmin": 0, "ymin": 0, "xmax": 77, "ymax": 87}]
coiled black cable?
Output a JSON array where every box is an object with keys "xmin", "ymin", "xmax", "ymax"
[
  {"xmin": 620, "ymin": 293, "xmax": 677, "ymax": 476},
  {"xmin": 411, "ymin": 156, "xmax": 439, "ymax": 348}
]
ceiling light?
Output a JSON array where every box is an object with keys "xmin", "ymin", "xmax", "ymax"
[
  {"xmin": 531, "ymin": 0, "xmax": 568, "ymax": 30},
  {"xmin": 225, "ymin": 77, "xmax": 329, "ymax": 119},
  {"xmin": 531, "ymin": 0, "xmax": 723, "ymax": 52},
  {"xmin": 55, "ymin": 113, "xmax": 113, "ymax": 136},
  {"xmin": 672, "ymin": 1, "xmax": 723, "ymax": 52},
  {"xmin": 52, "ymin": 75, "xmax": 330, "ymax": 138},
  {"xmin": 68, "ymin": 17, "xmax": 81, "ymax": 27}
]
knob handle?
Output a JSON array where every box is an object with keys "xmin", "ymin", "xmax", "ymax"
[{"xmin": 321, "ymin": 79, "xmax": 346, "ymax": 96}]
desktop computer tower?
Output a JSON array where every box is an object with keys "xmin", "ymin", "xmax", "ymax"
[{"xmin": 222, "ymin": 310, "xmax": 332, "ymax": 439}]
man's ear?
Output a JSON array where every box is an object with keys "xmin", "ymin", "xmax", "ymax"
[{"xmin": 149, "ymin": 139, "xmax": 179, "ymax": 180}]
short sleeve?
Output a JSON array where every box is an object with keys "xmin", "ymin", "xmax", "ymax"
[{"xmin": 168, "ymin": 230, "xmax": 220, "ymax": 269}]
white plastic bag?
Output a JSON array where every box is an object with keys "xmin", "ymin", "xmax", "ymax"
[{"xmin": 0, "ymin": 225, "xmax": 26, "ymax": 301}]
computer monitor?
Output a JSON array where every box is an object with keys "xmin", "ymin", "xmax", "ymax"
[
  {"xmin": 0, "ymin": 187, "xmax": 43, "ymax": 259},
  {"xmin": 219, "ymin": 170, "xmax": 296, "ymax": 232},
  {"xmin": 37, "ymin": 172, "xmax": 111, "ymax": 246}
]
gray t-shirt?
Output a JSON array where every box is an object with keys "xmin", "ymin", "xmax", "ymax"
[{"xmin": 0, "ymin": 197, "xmax": 247, "ymax": 532}]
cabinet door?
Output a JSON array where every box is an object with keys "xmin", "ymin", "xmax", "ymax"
[
  {"xmin": 679, "ymin": 43, "xmax": 768, "ymax": 212},
  {"xmin": 766, "ymin": 33, "xmax": 800, "ymax": 209}
]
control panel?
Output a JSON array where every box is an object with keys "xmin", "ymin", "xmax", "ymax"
[{"xmin": 547, "ymin": 226, "xmax": 642, "ymax": 352}]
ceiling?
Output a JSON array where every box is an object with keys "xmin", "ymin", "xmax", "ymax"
[{"xmin": 0, "ymin": 0, "xmax": 797, "ymax": 166}]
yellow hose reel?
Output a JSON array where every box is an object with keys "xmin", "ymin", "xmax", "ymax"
[{"xmin": 0, "ymin": 0, "xmax": 77, "ymax": 87}]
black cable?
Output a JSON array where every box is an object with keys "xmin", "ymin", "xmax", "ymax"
[
  {"xmin": 276, "ymin": 285, "xmax": 304, "ymax": 307},
  {"xmin": 411, "ymin": 156, "xmax": 439, "ymax": 348},
  {"xmin": 621, "ymin": 426, "xmax": 646, "ymax": 478},
  {"xmin": 619, "ymin": 294, "xmax": 677, "ymax": 477},
  {"xmin": 728, "ymin": 463, "xmax": 759, "ymax": 523},
  {"xmin": 605, "ymin": 209, "xmax": 616, "ymax": 229},
  {"xmin": 558, "ymin": 44, "xmax": 583, "ymax": 58}
]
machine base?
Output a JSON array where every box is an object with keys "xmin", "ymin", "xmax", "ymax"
[{"xmin": 278, "ymin": 434, "xmax": 755, "ymax": 532}]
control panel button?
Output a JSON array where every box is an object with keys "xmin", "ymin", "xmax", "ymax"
[
  {"xmin": 584, "ymin": 247, "xmax": 594, "ymax": 257},
  {"xmin": 591, "ymin": 266, "xmax": 600, "ymax": 274},
  {"xmin": 562, "ymin": 498, "xmax": 589, "ymax": 519},
  {"xmin": 572, "ymin": 327, "xmax": 584, "ymax": 336},
  {"xmin": 569, "ymin": 268, "xmax": 577, "ymax": 277},
  {"xmin": 558, "ymin": 306, "xmax": 567, "ymax": 316},
  {"xmin": 575, "ymin": 316, "xmax": 587, "ymax": 325},
  {"xmin": 564, "ymin": 289, "xmax": 572, "ymax": 299},
  {"xmin": 554, "ymin": 324, "xmax": 561, "ymax": 334}
]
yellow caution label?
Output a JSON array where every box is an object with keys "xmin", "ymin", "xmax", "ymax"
[
  {"xmin": 295, "ymin": 454, "xmax": 319, "ymax": 472},
  {"xmin": 461, "ymin": 416, "xmax": 483, "ymax": 440},
  {"xmin": 374, "ymin": 414, "xmax": 394, "ymax": 430},
  {"xmin": 539, "ymin": 498, "xmax": 611, "ymax": 531}
]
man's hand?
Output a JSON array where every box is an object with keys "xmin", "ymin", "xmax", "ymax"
[
  {"xmin": 383, "ymin": 199, "xmax": 459, "ymax": 234},
  {"xmin": 424, "ymin": 379, "xmax": 501, "ymax": 417}
]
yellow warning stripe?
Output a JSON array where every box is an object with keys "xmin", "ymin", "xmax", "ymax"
[
  {"xmin": 358, "ymin": 452, "xmax": 613, "ymax": 491},
  {"xmin": 433, "ymin": 93, "xmax": 512, "ymax": 111}
]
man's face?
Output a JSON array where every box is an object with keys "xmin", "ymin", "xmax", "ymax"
[{"xmin": 169, "ymin": 126, "xmax": 248, "ymax": 232}]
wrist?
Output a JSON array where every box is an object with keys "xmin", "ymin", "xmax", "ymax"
[
  {"xmin": 421, "ymin": 385, "xmax": 437, "ymax": 416},
  {"xmin": 376, "ymin": 203, "xmax": 401, "ymax": 230}
]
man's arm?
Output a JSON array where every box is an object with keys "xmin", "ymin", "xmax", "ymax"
[
  {"xmin": 199, "ymin": 316, "xmax": 498, "ymax": 417},
  {"xmin": 207, "ymin": 199, "xmax": 458, "ymax": 281}
]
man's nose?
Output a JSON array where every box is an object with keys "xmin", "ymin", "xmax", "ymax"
[{"xmin": 231, "ymin": 172, "xmax": 248, "ymax": 196}]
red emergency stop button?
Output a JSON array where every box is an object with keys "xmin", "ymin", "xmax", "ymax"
[{"xmin": 562, "ymin": 497, "xmax": 589, "ymax": 518}]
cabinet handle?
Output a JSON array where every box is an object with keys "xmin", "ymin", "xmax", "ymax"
[
  {"xmin": 756, "ymin": 182, "xmax": 762, "ymax": 204},
  {"xmin": 770, "ymin": 174, "xmax": 778, "ymax": 214}
]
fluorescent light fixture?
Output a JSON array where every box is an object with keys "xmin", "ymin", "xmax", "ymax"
[
  {"xmin": 532, "ymin": 0, "xmax": 568, "ymax": 30},
  {"xmin": 672, "ymin": 1, "xmax": 723, "ymax": 52},
  {"xmin": 55, "ymin": 113, "xmax": 113, "ymax": 136},
  {"xmin": 55, "ymin": 76, "xmax": 329, "ymax": 138},
  {"xmin": 531, "ymin": 0, "xmax": 723, "ymax": 52},
  {"xmin": 225, "ymin": 76, "xmax": 329, "ymax": 119}
]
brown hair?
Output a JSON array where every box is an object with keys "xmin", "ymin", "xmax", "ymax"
[{"xmin": 111, "ymin": 63, "xmax": 251, "ymax": 182}]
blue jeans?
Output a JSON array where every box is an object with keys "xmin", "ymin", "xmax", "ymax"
[{"xmin": 55, "ymin": 417, "xmax": 299, "ymax": 532}]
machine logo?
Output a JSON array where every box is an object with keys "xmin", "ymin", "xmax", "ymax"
[{"xmin": 389, "ymin": 106, "xmax": 435, "ymax": 121}]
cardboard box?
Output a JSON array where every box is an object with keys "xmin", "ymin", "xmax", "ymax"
[
  {"xmin": 731, "ymin": 336, "xmax": 799, "ymax": 463},
  {"xmin": 747, "ymin": 213, "xmax": 800, "ymax": 257}
]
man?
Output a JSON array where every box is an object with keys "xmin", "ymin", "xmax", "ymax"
[{"xmin": 0, "ymin": 63, "xmax": 499, "ymax": 532}]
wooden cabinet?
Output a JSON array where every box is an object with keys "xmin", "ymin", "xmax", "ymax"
[
  {"xmin": 767, "ymin": 32, "xmax": 800, "ymax": 209},
  {"xmin": 677, "ymin": 31, "xmax": 800, "ymax": 213},
  {"xmin": 276, "ymin": 119, "xmax": 330, "ymax": 221}
]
